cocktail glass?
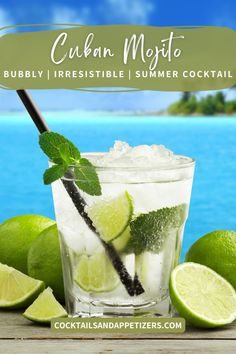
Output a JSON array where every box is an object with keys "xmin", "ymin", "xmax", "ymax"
[{"xmin": 51, "ymin": 153, "xmax": 195, "ymax": 317}]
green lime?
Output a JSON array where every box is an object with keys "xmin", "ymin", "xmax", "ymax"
[
  {"xmin": 74, "ymin": 252, "xmax": 119, "ymax": 292},
  {"xmin": 27, "ymin": 224, "xmax": 64, "ymax": 303},
  {"xmin": 170, "ymin": 262, "xmax": 236, "ymax": 328},
  {"xmin": 0, "ymin": 263, "xmax": 45, "ymax": 309},
  {"xmin": 185, "ymin": 230, "xmax": 236, "ymax": 289},
  {"xmin": 87, "ymin": 191, "xmax": 133, "ymax": 242},
  {"xmin": 0, "ymin": 215, "xmax": 55, "ymax": 274},
  {"xmin": 23, "ymin": 288, "xmax": 67, "ymax": 324},
  {"xmin": 112, "ymin": 226, "xmax": 131, "ymax": 252}
]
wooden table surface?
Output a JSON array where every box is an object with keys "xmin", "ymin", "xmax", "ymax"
[{"xmin": 0, "ymin": 311, "xmax": 235, "ymax": 353}]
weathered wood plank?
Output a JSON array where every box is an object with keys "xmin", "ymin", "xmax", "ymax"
[
  {"xmin": 0, "ymin": 311, "xmax": 235, "ymax": 340},
  {"xmin": 0, "ymin": 339, "xmax": 236, "ymax": 354}
]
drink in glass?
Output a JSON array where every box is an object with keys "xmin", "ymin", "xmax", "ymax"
[{"xmin": 51, "ymin": 141, "xmax": 195, "ymax": 317}]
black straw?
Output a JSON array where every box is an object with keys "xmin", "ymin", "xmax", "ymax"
[
  {"xmin": 16, "ymin": 89, "xmax": 144, "ymax": 296},
  {"xmin": 17, "ymin": 90, "xmax": 49, "ymax": 134}
]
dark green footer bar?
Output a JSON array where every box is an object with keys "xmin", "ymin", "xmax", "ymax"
[{"xmin": 51, "ymin": 317, "xmax": 185, "ymax": 333}]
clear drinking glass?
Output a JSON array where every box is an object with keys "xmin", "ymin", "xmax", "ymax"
[{"xmin": 51, "ymin": 154, "xmax": 195, "ymax": 317}]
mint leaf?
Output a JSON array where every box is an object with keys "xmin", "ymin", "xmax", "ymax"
[
  {"xmin": 39, "ymin": 131, "xmax": 102, "ymax": 196},
  {"xmin": 43, "ymin": 164, "xmax": 68, "ymax": 184},
  {"xmin": 39, "ymin": 132, "xmax": 80, "ymax": 164},
  {"xmin": 129, "ymin": 204, "xmax": 187, "ymax": 254},
  {"xmin": 59, "ymin": 143, "xmax": 75, "ymax": 165},
  {"xmin": 74, "ymin": 158, "xmax": 101, "ymax": 196}
]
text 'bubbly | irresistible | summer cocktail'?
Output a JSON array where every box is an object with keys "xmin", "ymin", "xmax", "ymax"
[{"xmin": 39, "ymin": 134, "xmax": 195, "ymax": 317}]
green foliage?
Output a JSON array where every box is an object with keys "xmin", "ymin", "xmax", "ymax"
[
  {"xmin": 39, "ymin": 131, "xmax": 101, "ymax": 196},
  {"xmin": 169, "ymin": 95, "xmax": 197, "ymax": 115},
  {"xmin": 181, "ymin": 92, "xmax": 191, "ymax": 102},
  {"xmin": 168, "ymin": 91, "xmax": 236, "ymax": 116},
  {"xmin": 129, "ymin": 204, "xmax": 187, "ymax": 254}
]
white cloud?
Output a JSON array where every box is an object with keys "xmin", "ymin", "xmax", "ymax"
[
  {"xmin": 0, "ymin": 7, "xmax": 13, "ymax": 35},
  {"xmin": 52, "ymin": 6, "xmax": 91, "ymax": 25},
  {"xmin": 102, "ymin": 0, "xmax": 154, "ymax": 24},
  {"xmin": 51, "ymin": 0, "xmax": 155, "ymax": 26},
  {"xmin": 0, "ymin": 7, "xmax": 12, "ymax": 27},
  {"xmin": 0, "ymin": 89, "xmax": 179, "ymax": 112}
]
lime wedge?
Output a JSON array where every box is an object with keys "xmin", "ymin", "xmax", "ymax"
[
  {"xmin": 23, "ymin": 288, "xmax": 67, "ymax": 324},
  {"xmin": 112, "ymin": 226, "xmax": 131, "ymax": 252},
  {"xmin": 0, "ymin": 263, "xmax": 45, "ymax": 309},
  {"xmin": 87, "ymin": 191, "xmax": 133, "ymax": 242},
  {"xmin": 170, "ymin": 262, "xmax": 236, "ymax": 328},
  {"xmin": 74, "ymin": 253, "xmax": 119, "ymax": 292}
]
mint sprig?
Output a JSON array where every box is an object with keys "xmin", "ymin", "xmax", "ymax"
[
  {"xmin": 39, "ymin": 131, "xmax": 80, "ymax": 164},
  {"xmin": 39, "ymin": 131, "xmax": 101, "ymax": 196}
]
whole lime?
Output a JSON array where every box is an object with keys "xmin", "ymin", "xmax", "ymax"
[
  {"xmin": 0, "ymin": 215, "xmax": 55, "ymax": 274},
  {"xmin": 27, "ymin": 224, "xmax": 65, "ymax": 303},
  {"xmin": 185, "ymin": 230, "xmax": 236, "ymax": 289}
]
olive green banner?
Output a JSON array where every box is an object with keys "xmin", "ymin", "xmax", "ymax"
[
  {"xmin": 51, "ymin": 317, "xmax": 185, "ymax": 333},
  {"xmin": 0, "ymin": 25, "xmax": 236, "ymax": 91}
]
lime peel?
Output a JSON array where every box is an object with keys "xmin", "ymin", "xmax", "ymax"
[
  {"xmin": 23, "ymin": 287, "xmax": 67, "ymax": 324},
  {"xmin": 87, "ymin": 191, "xmax": 133, "ymax": 242},
  {"xmin": 112, "ymin": 226, "xmax": 131, "ymax": 252},
  {"xmin": 0, "ymin": 263, "xmax": 45, "ymax": 309},
  {"xmin": 185, "ymin": 230, "xmax": 236, "ymax": 289},
  {"xmin": 27, "ymin": 224, "xmax": 64, "ymax": 303},
  {"xmin": 0, "ymin": 215, "xmax": 55, "ymax": 274},
  {"xmin": 74, "ymin": 253, "xmax": 119, "ymax": 292},
  {"xmin": 170, "ymin": 262, "xmax": 236, "ymax": 328}
]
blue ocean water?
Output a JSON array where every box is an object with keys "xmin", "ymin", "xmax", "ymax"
[{"xmin": 1, "ymin": 112, "xmax": 236, "ymax": 258}]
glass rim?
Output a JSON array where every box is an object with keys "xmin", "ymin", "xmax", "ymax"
[
  {"xmin": 78, "ymin": 153, "xmax": 195, "ymax": 171},
  {"xmin": 49, "ymin": 154, "xmax": 195, "ymax": 172}
]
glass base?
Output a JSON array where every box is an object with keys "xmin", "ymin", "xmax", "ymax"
[{"xmin": 66, "ymin": 294, "xmax": 173, "ymax": 318}]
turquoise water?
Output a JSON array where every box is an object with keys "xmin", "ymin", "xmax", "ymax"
[{"xmin": 1, "ymin": 112, "xmax": 236, "ymax": 258}]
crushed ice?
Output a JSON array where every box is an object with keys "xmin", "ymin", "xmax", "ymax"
[{"xmin": 92, "ymin": 141, "xmax": 180, "ymax": 167}]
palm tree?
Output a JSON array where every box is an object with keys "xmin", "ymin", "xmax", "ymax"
[{"xmin": 181, "ymin": 92, "xmax": 191, "ymax": 102}]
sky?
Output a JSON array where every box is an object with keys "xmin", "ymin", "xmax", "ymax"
[{"xmin": 0, "ymin": 0, "xmax": 236, "ymax": 112}]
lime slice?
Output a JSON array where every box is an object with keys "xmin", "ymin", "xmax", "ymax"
[
  {"xmin": 87, "ymin": 191, "xmax": 133, "ymax": 242},
  {"xmin": 0, "ymin": 263, "xmax": 45, "ymax": 309},
  {"xmin": 170, "ymin": 262, "xmax": 236, "ymax": 328},
  {"xmin": 23, "ymin": 288, "xmax": 67, "ymax": 324},
  {"xmin": 112, "ymin": 226, "xmax": 131, "ymax": 252},
  {"xmin": 74, "ymin": 253, "xmax": 119, "ymax": 292}
]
